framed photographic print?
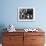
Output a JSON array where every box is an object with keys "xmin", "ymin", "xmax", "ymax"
[{"xmin": 18, "ymin": 7, "xmax": 35, "ymax": 21}]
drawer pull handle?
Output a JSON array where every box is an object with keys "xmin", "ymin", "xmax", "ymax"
[
  {"xmin": 32, "ymin": 39, "xmax": 36, "ymax": 40},
  {"xmin": 9, "ymin": 38, "xmax": 12, "ymax": 40},
  {"xmin": 9, "ymin": 38, "xmax": 13, "ymax": 40}
]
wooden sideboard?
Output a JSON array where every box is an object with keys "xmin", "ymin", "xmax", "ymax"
[{"xmin": 2, "ymin": 32, "xmax": 45, "ymax": 46}]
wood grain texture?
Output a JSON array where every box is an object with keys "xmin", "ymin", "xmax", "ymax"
[
  {"xmin": 24, "ymin": 32, "xmax": 45, "ymax": 46},
  {"xmin": 2, "ymin": 32, "xmax": 45, "ymax": 46},
  {"xmin": 2, "ymin": 32, "xmax": 24, "ymax": 46}
]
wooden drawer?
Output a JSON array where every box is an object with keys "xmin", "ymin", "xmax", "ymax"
[
  {"xmin": 3, "ymin": 32, "xmax": 24, "ymax": 36},
  {"xmin": 24, "ymin": 32, "xmax": 44, "ymax": 36},
  {"xmin": 3, "ymin": 43, "xmax": 23, "ymax": 46},
  {"xmin": 32, "ymin": 44, "xmax": 44, "ymax": 46},
  {"xmin": 32, "ymin": 36, "xmax": 45, "ymax": 44},
  {"xmin": 24, "ymin": 35, "xmax": 45, "ymax": 44},
  {"xmin": 3, "ymin": 36, "xmax": 23, "ymax": 44}
]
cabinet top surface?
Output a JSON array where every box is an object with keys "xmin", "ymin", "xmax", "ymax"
[{"xmin": 4, "ymin": 29, "xmax": 45, "ymax": 32}]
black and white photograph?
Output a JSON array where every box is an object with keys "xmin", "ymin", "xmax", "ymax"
[{"xmin": 18, "ymin": 7, "xmax": 35, "ymax": 21}]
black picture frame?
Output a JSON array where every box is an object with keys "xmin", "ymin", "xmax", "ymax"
[{"xmin": 18, "ymin": 7, "xmax": 35, "ymax": 21}]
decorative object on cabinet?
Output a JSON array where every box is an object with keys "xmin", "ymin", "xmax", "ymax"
[
  {"xmin": 2, "ymin": 29, "xmax": 45, "ymax": 46},
  {"xmin": 24, "ymin": 28, "xmax": 38, "ymax": 32},
  {"xmin": 7, "ymin": 24, "xmax": 16, "ymax": 32},
  {"xmin": 18, "ymin": 7, "xmax": 35, "ymax": 21}
]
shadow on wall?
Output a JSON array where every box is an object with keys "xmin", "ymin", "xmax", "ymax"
[{"xmin": 0, "ymin": 24, "xmax": 7, "ymax": 43}]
